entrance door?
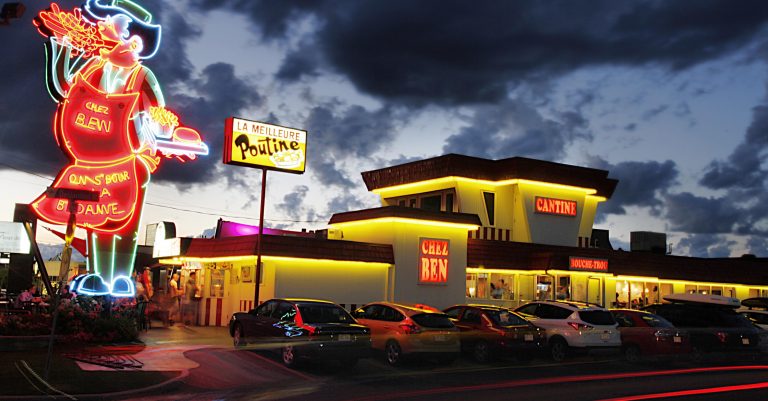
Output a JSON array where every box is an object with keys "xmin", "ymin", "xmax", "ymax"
[{"xmin": 586, "ymin": 277, "xmax": 602, "ymax": 306}]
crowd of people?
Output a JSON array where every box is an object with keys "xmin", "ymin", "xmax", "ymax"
[{"xmin": 9, "ymin": 267, "xmax": 201, "ymax": 329}]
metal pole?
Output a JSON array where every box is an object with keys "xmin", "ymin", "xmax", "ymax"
[
  {"xmin": 253, "ymin": 169, "xmax": 267, "ymax": 306},
  {"xmin": 23, "ymin": 222, "xmax": 54, "ymax": 296},
  {"xmin": 44, "ymin": 201, "xmax": 78, "ymax": 380}
]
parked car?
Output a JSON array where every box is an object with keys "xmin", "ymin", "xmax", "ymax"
[
  {"xmin": 443, "ymin": 304, "xmax": 546, "ymax": 362},
  {"xmin": 739, "ymin": 297, "xmax": 768, "ymax": 330},
  {"xmin": 610, "ymin": 309, "xmax": 691, "ymax": 362},
  {"xmin": 643, "ymin": 301, "xmax": 762, "ymax": 355},
  {"xmin": 514, "ymin": 301, "xmax": 620, "ymax": 361},
  {"xmin": 229, "ymin": 298, "xmax": 371, "ymax": 368},
  {"xmin": 351, "ymin": 302, "xmax": 460, "ymax": 366}
]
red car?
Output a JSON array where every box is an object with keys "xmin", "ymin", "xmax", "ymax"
[
  {"xmin": 444, "ymin": 304, "xmax": 546, "ymax": 363},
  {"xmin": 610, "ymin": 309, "xmax": 691, "ymax": 362}
]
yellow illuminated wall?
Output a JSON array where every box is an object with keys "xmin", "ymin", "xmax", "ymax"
[
  {"xmin": 373, "ymin": 177, "xmax": 604, "ymax": 247},
  {"xmin": 330, "ymin": 218, "xmax": 473, "ymax": 309}
]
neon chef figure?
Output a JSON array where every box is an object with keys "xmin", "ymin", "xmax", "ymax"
[{"xmin": 31, "ymin": 1, "xmax": 208, "ymax": 296}]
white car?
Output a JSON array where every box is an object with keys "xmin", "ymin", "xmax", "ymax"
[{"xmin": 515, "ymin": 301, "xmax": 620, "ymax": 361}]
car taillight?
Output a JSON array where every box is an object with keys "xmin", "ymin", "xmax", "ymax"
[
  {"xmin": 568, "ymin": 322, "xmax": 592, "ymax": 331},
  {"xmin": 716, "ymin": 331, "xmax": 728, "ymax": 343},
  {"xmin": 399, "ymin": 323, "xmax": 421, "ymax": 334}
]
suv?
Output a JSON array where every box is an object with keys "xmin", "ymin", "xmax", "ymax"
[
  {"xmin": 515, "ymin": 301, "xmax": 620, "ymax": 361},
  {"xmin": 352, "ymin": 302, "xmax": 460, "ymax": 366},
  {"xmin": 643, "ymin": 302, "xmax": 762, "ymax": 355}
]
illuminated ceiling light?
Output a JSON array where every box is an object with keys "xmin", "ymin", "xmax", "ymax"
[{"xmin": 371, "ymin": 176, "xmax": 599, "ymax": 196}]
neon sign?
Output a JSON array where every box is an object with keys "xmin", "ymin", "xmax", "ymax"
[
  {"xmin": 224, "ymin": 117, "xmax": 307, "ymax": 174},
  {"xmin": 419, "ymin": 238, "xmax": 449, "ymax": 284},
  {"xmin": 569, "ymin": 257, "xmax": 609, "ymax": 272},
  {"xmin": 535, "ymin": 196, "xmax": 577, "ymax": 217},
  {"xmin": 31, "ymin": 1, "xmax": 208, "ymax": 296}
]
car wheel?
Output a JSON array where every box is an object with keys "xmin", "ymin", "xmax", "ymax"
[
  {"xmin": 232, "ymin": 323, "xmax": 246, "ymax": 348},
  {"xmin": 473, "ymin": 341, "xmax": 493, "ymax": 363},
  {"xmin": 385, "ymin": 340, "xmax": 403, "ymax": 366},
  {"xmin": 624, "ymin": 344, "xmax": 641, "ymax": 363},
  {"xmin": 282, "ymin": 345, "xmax": 301, "ymax": 368},
  {"xmin": 550, "ymin": 338, "xmax": 569, "ymax": 362}
]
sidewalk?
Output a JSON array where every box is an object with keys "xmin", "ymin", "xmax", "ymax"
[{"xmin": 74, "ymin": 325, "xmax": 230, "ymax": 373}]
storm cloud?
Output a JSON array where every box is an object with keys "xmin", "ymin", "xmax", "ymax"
[{"xmin": 194, "ymin": 0, "xmax": 768, "ymax": 106}]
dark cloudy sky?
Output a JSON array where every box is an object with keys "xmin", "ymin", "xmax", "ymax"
[{"xmin": 1, "ymin": 0, "xmax": 768, "ymax": 257}]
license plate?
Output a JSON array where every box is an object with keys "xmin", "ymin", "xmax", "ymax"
[
  {"xmin": 742, "ymin": 338, "xmax": 750, "ymax": 345},
  {"xmin": 434, "ymin": 335, "xmax": 447, "ymax": 342},
  {"xmin": 338, "ymin": 334, "xmax": 351, "ymax": 342},
  {"xmin": 524, "ymin": 334, "xmax": 534, "ymax": 342},
  {"xmin": 673, "ymin": 336, "xmax": 682, "ymax": 343},
  {"xmin": 600, "ymin": 333, "xmax": 611, "ymax": 340}
]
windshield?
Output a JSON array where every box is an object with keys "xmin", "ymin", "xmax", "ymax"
[
  {"xmin": 486, "ymin": 310, "xmax": 528, "ymax": 327},
  {"xmin": 640, "ymin": 313, "xmax": 674, "ymax": 328},
  {"xmin": 411, "ymin": 313, "xmax": 455, "ymax": 328},
  {"xmin": 578, "ymin": 310, "xmax": 616, "ymax": 326},
  {"xmin": 298, "ymin": 304, "xmax": 355, "ymax": 324}
]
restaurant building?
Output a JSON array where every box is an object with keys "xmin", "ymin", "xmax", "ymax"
[{"xmin": 155, "ymin": 154, "xmax": 768, "ymax": 326}]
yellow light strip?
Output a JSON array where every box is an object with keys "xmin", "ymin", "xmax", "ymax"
[
  {"xmin": 586, "ymin": 195, "xmax": 607, "ymax": 202},
  {"xmin": 159, "ymin": 255, "xmax": 391, "ymax": 268},
  {"xmin": 467, "ymin": 268, "xmax": 548, "ymax": 275},
  {"xmin": 372, "ymin": 176, "xmax": 598, "ymax": 196},
  {"xmin": 659, "ymin": 279, "xmax": 768, "ymax": 290},
  {"xmin": 546, "ymin": 269, "xmax": 614, "ymax": 278},
  {"xmin": 330, "ymin": 217, "xmax": 480, "ymax": 231}
]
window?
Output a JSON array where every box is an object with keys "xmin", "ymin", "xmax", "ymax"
[
  {"xmin": 254, "ymin": 301, "xmax": 276, "ymax": 318},
  {"xmin": 274, "ymin": 302, "xmax": 296, "ymax": 322},
  {"xmin": 483, "ymin": 192, "xmax": 495, "ymax": 226},
  {"xmin": 409, "ymin": 198, "xmax": 417, "ymax": 208},
  {"xmin": 420, "ymin": 195, "xmax": 442, "ymax": 212},
  {"xmin": 537, "ymin": 304, "xmax": 572, "ymax": 319},
  {"xmin": 381, "ymin": 306, "xmax": 404, "ymax": 322},
  {"xmin": 445, "ymin": 193, "xmax": 455, "ymax": 212},
  {"xmin": 444, "ymin": 307, "xmax": 463, "ymax": 319},
  {"xmin": 298, "ymin": 304, "xmax": 354, "ymax": 324},
  {"xmin": 612, "ymin": 312, "xmax": 634, "ymax": 327},
  {"xmin": 516, "ymin": 304, "xmax": 538, "ymax": 316},
  {"xmin": 486, "ymin": 310, "xmax": 528, "ymax": 327},
  {"xmin": 489, "ymin": 273, "xmax": 515, "ymax": 300},
  {"xmin": 357, "ymin": 304, "xmax": 383, "ymax": 320},
  {"xmin": 460, "ymin": 309, "xmax": 482, "ymax": 324}
]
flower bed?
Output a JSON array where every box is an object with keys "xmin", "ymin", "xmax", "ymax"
[{"xmin": 0, "ymin": 296, "xmax": 139, "ymax": 344}]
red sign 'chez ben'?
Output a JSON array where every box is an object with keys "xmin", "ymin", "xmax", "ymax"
[{"xmin": 419, "ymin": 238, "xmax": 449, "ymax": 284}]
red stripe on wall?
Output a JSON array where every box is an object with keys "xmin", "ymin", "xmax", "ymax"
[
  {"xmin": 216, "ymin": 299, "xmax": 223, "ymax": 326},
  {"xmin": 205, "ymin": 298, "xmax": 211, "ymax": 326}
]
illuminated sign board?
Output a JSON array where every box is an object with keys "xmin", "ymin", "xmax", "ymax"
[
  {"xmin": 569, "ymin": 257, "xmax": 608, "ymax": 272},
  {"xmin": 224, "ymin": 117, "xmax": 307, "ymax": 174},
  {"xmin": 0, "ymin": 222, "xmax": 31, "ymax": 254},
  {"xmin": 31, "ymin": 2, "xmax": 208, "ymax": 296},
  {"xmin": 419, "ymin": 238, "xmax": 449, "ymax": 284},
  {"xmin": 535, "ymin": 196, "xmax": 577, "ymax": 217}
]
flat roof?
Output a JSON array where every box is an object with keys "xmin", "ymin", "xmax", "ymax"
[
  {"xmin": 182, "ymin": 234, "xmax": 394, "ymax": 264},
  {"xmin": 329, "ymin": 206, "xmax": 482, "ymax": 227},
  {"xmin": 467, "ymin": 239, "xmax": 768, "ymax": 286},
  {"xmin": 361, "ymin": 153, "xmax": 618, "ymax": 198}
]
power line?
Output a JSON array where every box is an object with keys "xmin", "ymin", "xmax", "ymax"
[{"xmin": 1, "ymin": 160, "xmax": 329, "ymax": 224}]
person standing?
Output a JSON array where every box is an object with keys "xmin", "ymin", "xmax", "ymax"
[
  {"xmin": 169, "ymin": 273, "xmax": 182, "ymax": 325},
  {"xmin": 183, "ymin": 272, "xmax": 199, "ymax": 326}
]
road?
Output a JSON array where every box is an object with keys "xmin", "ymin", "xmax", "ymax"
[{"xmin": 123, "ymin": 348, "xmax": 768, "ymax": 401}]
